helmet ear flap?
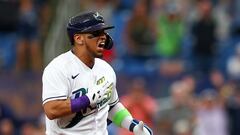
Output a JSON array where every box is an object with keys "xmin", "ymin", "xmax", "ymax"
[{"xmin": 104, "ymin": 33, "xmax": 113, "ymax": 50}]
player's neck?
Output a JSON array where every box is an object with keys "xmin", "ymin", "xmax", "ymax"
[{"xmin": 71, "ymin": 48, "xmax": 94, "ymax": 69}]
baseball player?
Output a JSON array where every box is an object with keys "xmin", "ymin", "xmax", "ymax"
[{"xmin": 42, "ymin": 11, "xmax": 153, "ymax": 135}]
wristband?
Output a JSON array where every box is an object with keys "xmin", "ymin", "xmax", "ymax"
[
  {"xmin": 129, "ymin": 119, "xmax": 139, "ymax": 132},
  {"xmin": 70, "ymin": 95, "xmax": 90, "ymax": 112}
]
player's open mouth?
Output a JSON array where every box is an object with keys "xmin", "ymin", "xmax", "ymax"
[{"xmin": 98, "ymin": 42, "xmax": 105, "ymax": 49}]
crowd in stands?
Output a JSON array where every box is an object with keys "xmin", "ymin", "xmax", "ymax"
[{"xmin": 1, "ymin": 0, "xmax": 240, "ymax": 134}]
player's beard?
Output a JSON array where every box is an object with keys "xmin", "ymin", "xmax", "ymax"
[{"xmin": 86, "ymin": 42, "xmax": 104, "ymax": 58}]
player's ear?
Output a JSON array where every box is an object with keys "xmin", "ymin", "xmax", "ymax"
[{"xmin": 74, "ymin": 34, "xmax": 84, "ymax": 45}]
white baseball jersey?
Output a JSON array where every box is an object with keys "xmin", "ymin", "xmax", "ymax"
[{"xmin": 42, "ymin": 50, "xmax": 119, "ymax": 135}]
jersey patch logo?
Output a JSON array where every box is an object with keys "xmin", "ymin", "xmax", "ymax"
[
  {"xmin": 71, "ymin": 73, "xmax": 79, "ymax": 79},
  {"xmin": 97, "ymin": 76, "xmax": 105, "ymax": 85}
]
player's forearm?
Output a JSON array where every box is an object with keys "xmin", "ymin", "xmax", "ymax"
[
  {"xmin": 43, "ymin": 99, "xmax": 72, "ymax": 120},
  {"xmin": 43, "ymin": 95, "xmax": 91, "ymax": 120},
  {"xmin": 108, "ymin": 102, "xmax": 133, "ymax": 129},
  {"xmin": 108, "ymin": 103, "xmax": 145, "ymax": 132}
]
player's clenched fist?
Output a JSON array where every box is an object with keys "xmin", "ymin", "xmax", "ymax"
[
  {"xmin": 87, "ymin": 81, "xmax": 110, "ymax": 106},
  {"xmin": 70, "ymin": 80, "xmax": 111, "ymax": 113}
]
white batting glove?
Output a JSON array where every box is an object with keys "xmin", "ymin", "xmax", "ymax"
[
  {"xmin": 133, "ymin": 121, "xmax": 153, "ymax": 135},
  {"xmin": 86, "ymin": 81, "xmax": 110, "ymax": 106}
]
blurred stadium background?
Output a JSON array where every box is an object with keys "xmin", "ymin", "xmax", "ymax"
[{"xmin": 0, "ymin": 0, "xmax": 240, "ymax": 134}]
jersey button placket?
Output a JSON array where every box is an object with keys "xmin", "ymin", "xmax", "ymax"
[{"xmin": 91, "ymin": 71, "xmax": 98, "ymax": 132}]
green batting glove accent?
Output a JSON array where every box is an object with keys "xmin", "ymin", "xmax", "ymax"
[{"xmin": 112, "ymin": 109, "xmax": 131, "ymax": 126}]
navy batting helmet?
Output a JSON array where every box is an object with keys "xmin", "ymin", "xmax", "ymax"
[{"xmin": 67, "ymin": 11, "xmax": 114, "ymax": 49}]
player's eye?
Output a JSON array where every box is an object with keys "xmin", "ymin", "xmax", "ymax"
[{"xmin": 88, "ymin": 31, "xmax": 105, "ymax": 39}]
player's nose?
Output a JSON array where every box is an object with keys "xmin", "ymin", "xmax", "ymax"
[{"xmin": 99, "ymin": 33, "xmax": 107, "ymax": 40}]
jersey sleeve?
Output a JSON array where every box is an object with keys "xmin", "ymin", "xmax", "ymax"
[
  {"xmin": 42, "ymin": 66, "xmax": 69, "ymax": 104},
  {"xmin": 108, "ymin": 69, "xmax": 119, "ymax": 107}
]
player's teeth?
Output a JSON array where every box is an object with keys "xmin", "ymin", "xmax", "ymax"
[{"xmin": 99, "ymin": 42, "xmax": 105, "ymax": 47}]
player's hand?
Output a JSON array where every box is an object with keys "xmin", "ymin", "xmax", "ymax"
[
  {"xmin": 86, "ymin": 81, "xmax": 110, "ymax": 106},
  {"xmin": 133, "ymin": 121, "xmax": 153, "ymax": 135}
]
